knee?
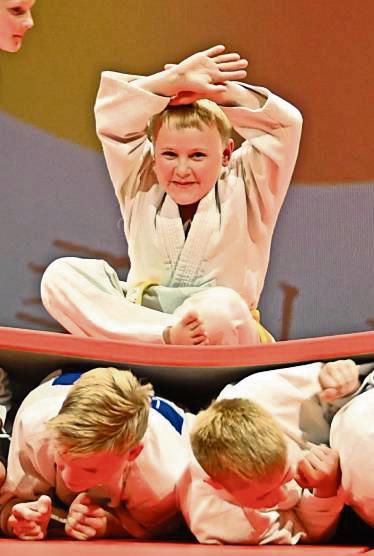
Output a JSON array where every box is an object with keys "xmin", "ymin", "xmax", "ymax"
[
  {"xmin": 207, "ymin": 287, "xmax": 250, "ymax": 319},
  {"xmin": 41, "ymin": 257, "xmax": 84, "ymax": 301}
]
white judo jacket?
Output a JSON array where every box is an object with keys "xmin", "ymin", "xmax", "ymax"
[{"xmin": 95, "ymin": 72, "xmax": 302, "ymax": 310}]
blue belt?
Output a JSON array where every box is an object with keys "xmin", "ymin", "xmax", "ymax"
[{"xmin": 52, "ymin": 372, "xmax": 184, "ymax": 434}]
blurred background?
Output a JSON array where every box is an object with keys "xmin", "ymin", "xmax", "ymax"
[{"xmin": 0, "ymin": 0, "xmax": 373, "ymax": 341}]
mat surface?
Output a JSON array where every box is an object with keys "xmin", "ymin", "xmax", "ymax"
[{"xmin": 0, "ymin": 539, "xmax": 370, "ymax": 556}]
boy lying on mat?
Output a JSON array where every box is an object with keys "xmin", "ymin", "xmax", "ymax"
[
  {"xmin": 0, "ymin": 367, "xmax": 189, "ymax": 540},
  {"xmin": 41, "ymin": 44, "xmax": 302, "ymax": 346},
  {"xmin": 178, "ymin": 359, "xmax": 370, "ymax": 544}
]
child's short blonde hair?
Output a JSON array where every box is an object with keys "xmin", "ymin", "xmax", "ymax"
[
  {"xmin": 147, "ymin": 99, "xmax": 233, "ymax": 144},
  {"xmin": 48, "ymin": 367, "xmax": 153, "ymax": 455},
  {"xmin": 191, "ymin": 398, "xmax": 287, "ymax": 481}
]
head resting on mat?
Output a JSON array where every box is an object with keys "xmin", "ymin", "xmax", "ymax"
[
  {"xmin": 330, "ymin": 387, "xmax": 374, "ymax": 526},
  {"xmin": 147, "ymin": 100, "xmax": 234, "ymax": 207},
  {"xmin": 190, "ymin": 398, "xmax": 292, "ymax": 509},
  {"xmin": 48, "ymin": 367, "xmax": 153, "ymax": 493},
  {"xmin": 0, "ymin": 0, "xmax": 35, "ymax": 53},
  {"xmin": 48, "ymin": 367, "xmax": 153, "ymax": 456}
]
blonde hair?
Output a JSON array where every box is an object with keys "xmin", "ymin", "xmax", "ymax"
[
  {"xmin": 147, "ymin": 99, "xmax": 232, "ymax": 144},
  {"xmin": 48, "ymin": 367, "xmax": 153, "ymax": 455},
  {"xmin": 191, "ymin": 398, "xmax": 287, "ymax": 481}
]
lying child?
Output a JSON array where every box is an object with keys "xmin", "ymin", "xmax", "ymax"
[
  {"xmin": 41, "ymin": 44, "xmax": 302, "ymax": 346},
  {"xmin": 177, "ymin": 360, "xmax": 355, "ymax": 544},
  {"xmin": 0, "ymin": 367, "xmax": 189, "ymax": 540}
]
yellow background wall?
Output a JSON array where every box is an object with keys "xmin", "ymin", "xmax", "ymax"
[{"xmin": 1, "ymin": 0, "xmax": 374, "ymax": 182}]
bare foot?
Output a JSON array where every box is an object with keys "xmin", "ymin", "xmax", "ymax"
[{"xmin": 164, "ymin": 311, "xmax": 209, "ymax": 345}]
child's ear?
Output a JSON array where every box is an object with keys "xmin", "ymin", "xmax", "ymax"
[
  {"xmin": 127, "ymin": 443, "xmax": 143, "ymax": 461},
  {"xmin": 222, "ymin": 139, "xmax": 234, "ymax": 167}
]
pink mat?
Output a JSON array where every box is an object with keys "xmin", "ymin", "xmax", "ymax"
[{"xmin": 0, "ymin": 539, "xmax": 370, "ymax": 556}]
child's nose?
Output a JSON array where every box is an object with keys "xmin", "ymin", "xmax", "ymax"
[
  {"xmin": 22, "ymin": 12, "xmax": 34, "ymax": 30},
  {"xmin": 175, "ymin": 159, "xmax": 191, "ymax": 176}
]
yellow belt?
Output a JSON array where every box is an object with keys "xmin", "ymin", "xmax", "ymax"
[
  {"xmin": 125, "ymin": 281, "xmax": 157, "ymax": 305},
  {"xmin": 126, "ymin": 282, "xmax": 275, "ymax": 345},
  {"xmin": 250, "ymin": 309, "xmax": 275, "ymax": 344}
]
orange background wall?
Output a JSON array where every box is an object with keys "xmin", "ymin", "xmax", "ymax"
[{"xmin": 1, "ymin": 0, "xmax": 374, "ymax": 183}]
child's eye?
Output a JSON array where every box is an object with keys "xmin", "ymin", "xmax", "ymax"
[
  {"xmin": 9, "ymin": 7, "xmax": 25, "ymax": 15},
  {"xmin": 162, "ymin": 151, "xmax": 177, "ymax": 158},
  {"xmin": 191, "ymin": 152, "xmax": 206, "ymax": 159}
]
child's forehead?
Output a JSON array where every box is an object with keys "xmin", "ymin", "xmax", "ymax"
[{"xmin": 155, "ymin": 121, "xmax": 222, "ymax": 146}]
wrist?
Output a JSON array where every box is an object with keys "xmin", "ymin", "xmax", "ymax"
[{"xmin": 132, "ymin": 69, "xmax": 178, "ymax": 98}]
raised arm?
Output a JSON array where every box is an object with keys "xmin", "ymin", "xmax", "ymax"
[
  {"xmin": 221, "ymin": 82, "xmax": 302, "ymax": 232},
  {"xmin": 94, "ymin": 45, "xmax": 248, "ymax": 199}
]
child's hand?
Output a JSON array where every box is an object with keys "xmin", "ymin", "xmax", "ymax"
[
  {"xmin": 319, "ymin": 359, "xmax": 360, "ymax": 401},
  {"xmin": 8, "ymin": 495, "xmax": 51, "ymax": 540},
  {"xmin": 295, "ymin": 445, "xmax": 341, "ymax": 498},
  {"xmin": 166, "ymin": 45, "xmax": 247, "ymax": 103},
  {"xmin": 65, "ymin": 493, "xmax": 107, "ymax": 541}
]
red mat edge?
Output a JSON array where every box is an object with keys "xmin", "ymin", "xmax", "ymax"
[{"xmin": 0, "ymin": 326, "xmax": 373, "ymax": 368}]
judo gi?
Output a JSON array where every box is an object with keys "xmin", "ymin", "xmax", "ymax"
[
  {"xmin": 41, "ymin": 71, "xmax": 302, "ymax": 344},
  {"xmin": 0, "ymin": 373, "xmax": 189, "ymax": 537},
  {"xmin": 178, "ymin": 362, "xmax": 346, "ymax": 544}
]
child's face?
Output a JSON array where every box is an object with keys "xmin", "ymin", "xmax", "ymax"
[
  {"xmin": 0, "ymin": 0, "xmax": 35, "ymax": 53},
  {"xmin": 207, "ymin": 465, "xmax": 293, "ymax": 509},
  {"xmin": 55, "ymin": 445, "xmax": 142, "ymax": 492},
  {"xmin": 154, "ymin": 122, "xmax": 233, "ymax": 206}
]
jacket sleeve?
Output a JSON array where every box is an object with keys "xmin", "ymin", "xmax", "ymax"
[
  {"xmin": 94, "ymin": 71, "xmax": 169, "ymax": 201},
  {"xmin": 221, "ymin": 84, "xmax": 303, "ymax": 235},
  {"xmin": 0, "ymin": 382, "xmax": 63, "ymax": 535}
]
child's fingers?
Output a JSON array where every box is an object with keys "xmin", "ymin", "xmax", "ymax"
[
  {"xmin": 37, "ymin": 495, "xmax": 52, "ymax": 514},
  {"xmin": 212, "ymin": 53, "xmax": 241, "ymax": 64},
  {"xmin": 298, "ymin": 456, "xmax": 318, "ymax": 477},
  {"xmin": 82, "ymin": 515, "xmax": 106, "ymax": 530},
  {"xmin": 17, "ymin": 529, "xmax": 45, "ymax": 541},
  {"xmin": 213, "ymin": 70, "xmax": 247, "ymax": 82},
  {"xmin": 66, "ymin": 511, "xmax": 96, "ymax": 539},
  {"xmin": 84, "ymin": 506, "xmax": 106, "ymax": 518},
  {"xmin": 12, "ymin": 505, "xmax": 42, "ymax": 521},
  {"xmin": 217, "ymin": 59, "xmax": 248, "ymax": 73},
  {"xmin": 70, "ymin": 503, "xmax": 90, "ymax": 516},
  {"xmin": 73, "ymin": 493, "xmax": 92, "ymax": 506},
  {"xmin": 67, "ymin": 521, "xmax": 97, "ymax": 540},
  {"xmin": 13, "ymin": 519, "xmax": 40, "ymax": 533},
  {"xmin": 319, "ymin": 387, "xmax": 339, "ymax": 401},
  {"xmin": 12, "ymin": 521, "xmax": 44, "ymax": 540},
  {"xmin": 203, "ymin": 45, "xmax": 226, "ymax": 57}
]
